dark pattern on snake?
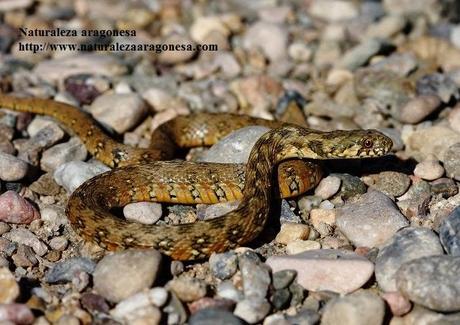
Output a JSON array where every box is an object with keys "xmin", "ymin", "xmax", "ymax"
[{"xmin": 0, "ymin": 95, "xmax": 393, "ymax": 260}]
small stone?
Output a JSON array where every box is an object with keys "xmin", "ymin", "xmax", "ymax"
[
  {"xmin": 233, "ymin": 298, "xmax": 271, "ymax": 324},
  {"xmin": 199, "ymin": 201, "xmax": 239, "ymax": 220},
  {"xmin": 157, "ymin": 34, "xmax": 196, "ymax": 64},
  {"xmin": 416, "ymin": 73, "xmax": 460, "ymax": 103},
  {"xmin": 392, "ymin": 305, "xmax": 460, "ymax": 325},
  {"xmin": 308, "ymin": 0, "xmax": 358, "ymax": 21},
  {"xmin": 243, "ymin": 21, "xmax": 288, "ymax": 62},
  {"xmin": 266, "ymin": 249, "xmax": 374, "ymax": 294},
  {"xmin": 209, "ymin": 251, "xmax": 238, "ymax": 280},
  {"xmin": 396, "ymin": 255, "xmax": 460, "ymax": 312},
  {"xmin": 0, "ymin": 191, "xmax": 40, "ymax": 224},
  {"xmin": 89, "ymin": 93, "xmax": 148, "ymax": 134},
  {"xmin": 48, "ymin": 236, "xmax": 68, "ymax": 251},
  {"xmin": 188, "ymin": 297, "xmax": 235, "ymax": 315},
  {"xmin": 199, "ymin": 126, "xmax": 270, "ymax": 164},
  {"xmin": 217, "ymin": 281, "xmax": 244, "ymax": 303},
  {"xmin": 45, "ymin": 257, "xmax": 96, "ymax": 283},
  {"xmin": 444, "ymin": 143, "xmax": 460, "ymax": 181},
  {"xmin": 309, "ymin": 208, "xmax": 336, "ymax": 231},
  {"xmin": 239, "ymin": 253, "xmax": 271, "ymax": 300},
  {"xmin": 337, "ymin": 38, "xmax": 385, "ymax": 71},
  {"xmin": 0, "ymin": 267, "xmax": 19, "ymax": 303},
  {"xmin": 111, "ymin": 287, "xmax": 169, "ymax": 320},
  {"xmin": 288, "ymin": 42, "xmax": 312, "ymax": 62},
  {"xmin": 448, "ymin": 104, "xmax": 460, "ymax": 133},
  {"xmin": 314, "ymin": 176, "xmax": 341, "ymax": 199},
  {"xmin": 29, "ymin": 173, "xmax": 61, "ymax": 196},
  {"xmin": 330, "ymin": 173, "xmax": 366, "ymax": 200},
  {"xmin": 414, "ymin": 157, "xmax": 445, "ymax": 180},
  {"xmin": 336, "ymin": 190, "xmax": 409, "ymax": 248},
  {"xmin": 189, "ymin": 308, "xmax": 243, "ymax": 325},
  {"xmin": 93, "ymin": 249, "xmax": 161, "ymax": 303},
  {"xmin": 366, "ymin": 15, "xmax": 407, "ymax": 40},
  {"xmin": 397, "ymin": 95, "xmax": 441, "ymax": 124},
  {"xmin": 3, "ymin": 228, "xmax": 47, "ymax": 256},
  {"xmin": 271, "ymin": 288, "xmax": 291, "ymax": 310},
  {"xmin": 40, "ymin": 137, "xmax": 87, "ymax": 172},
  {"xmin": 53, "ymin": 161, "xmax": 110, "ymax": 193},
  {"xmin": 407, "ymin": 126, "xmax": 460, "ymax": 162},
  {"xmin": 375, "ymin": 227, "xmax": 444, "ymax": 292},
  {"xmin": 190, "ymin": 16, "xmax": 231, "ymax": 44},
  {"xmin": 381, "ymin": 291, "xmax": 412, "ymax": 316},
  {"xmin": 17, "ymin": 124, "xmax": 65, "ymax": 166},
  {"xmin": 439, "ymin": 206, "xmax": 460, "ymax": 256},
  {"xmin": 0, "ymin": 152, "xmax": 28, "ymax": 181},
  {"xmin": 272, "ymin": 270, "xmax": 297, "ymax": 290},
  {"xmin": 0, "ymin": 303, "xmax": 34, "ymax": 324},
  {"xmin": 322, "ymin": 290, "xmax": 385, "ymax": 325},
  {"xmin": 13, "ymin": 244, "xmax": 38, "ymax": 267},
  {"xmin": 364, "ymin": 171, "xmax": 411, "ymax": 197},
  {"xmin": 123, "ymin": 202, "xmax": 162, "ymax": 225},
  {"xmin": 34, "ymin": 54, "xmax": 127, "ymax": 84},
  {"xmin": 168, "ymin": 277, "xmax": 207, "ymax": 302},
  {"xmin": 275, "ymin": 223, "xmax": 310, "ymax": 245},
  {"xmin": 142, "ymin": 87, "xmax": 176, "ymax": 112},
  {"xmin": 286, "ymin": 308, "xmax": 320, "ymax": 325},
  {"xmin": 0, "ymin": 222, "xmax": 10, "ymax": 235},
  {"xmin": 80, "ymin": 293, "xmax": 110, "ymax": 314},
  {"xmin": 286, "ymin": 240, "xmax": 321, "ymax": 255}
]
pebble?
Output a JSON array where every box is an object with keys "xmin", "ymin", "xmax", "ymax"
[
  {"xmin": 29, "ymin": 173, "xmax": 61, "ymax": 196},
  {"xmin": 157, "ymin": 34, "xmax": 196, "ymax": 65},
  {"xmin": 286, "ymin": 240, "xmax": 321, "ymax": 255},
  {"xmin": 275, "ymin": 223, "xmax": 310, "ymax": 245},
  {"xmin": 53, "ymin": 161, "xmax": 110, "ymax": 193},
  {"xmin": 188, "ymin": 297, "xmax": 235, "ymax": 314},
  {"xmin": 337, "ymin": 38, "xmax": 384, "ymax": 71},
  {"xmin": 45, "ymin": 257, "xmax": 96, "ymax": 283},
  {"xmin": 17, "ymin": 123, "xmax": 65, "ymax": 166},
  {"xmin": 364, "ymin": 171, "xmax": 411, "ymax": 197},
  {"xmin": 239, "ymin": 252, "xmax": 271, "ymax": 300},
  {"xmin": 309, "ymin": 208, "xmax": 336, "ymax": 231},
  {"xmin": 190, "ymin": 16, "xmax": 231, "ymax": 44},
  {"xmin": 189, "ymin": 308, "xmax": 243, "ymax": 325},
  {"xmin": 266, "ymin": 249, "xmax": 374, "ymax": 294},
  {"xmin": 392, "ymin": 305, "xmax": 460, "ymax": 325},
  {"xmin": 199, "ymin": 201, "xmax": 239, "ymax": 220},
  {"xmin": 330, "ymin": 173, "xmax": 366, "ymax": 200},
  {"xmin": 443, "ymin": 143, "xmax": 460, "ymax": 181},
  {"xmin": 199, "ymin": 126, "xmax": 270, "ymax": 163},
  {"xmin": 233, "ymin": 298, "xmax": 271, "ymax": 324},
  {"xmin": 123, "ymin": 202, "xmax": 162, "ymax": 224},
  {"xmin": 0, "ymin": 303, "xmax": 34, "ymax": 324},
  {"xmin": 142, "ymin": 87, "xmax": 176, "ymax": 112},
  {"xmin": 48, "ymin": 236, "xmax": 68, "ymax": 251},
  {"xmin": 336, "ymin": 190, "xmax": 409, "ymax": 248},
  {"xmin": 0, "ymin": 190, "xmax": 40, "ymax": 224},
  {"xmin": 0, "ymin": 222, "xmax": 10, "ymax": 235},
  {"xmin": 406, "ymin": 126, "xmax": 460, "ymax": 162},
  {"xmin": 308, "ymin": 0, "xmax": 358, "ymax": 21},
  {"xmin": 272, "ymin": 270, "xmax": 297, "ymax": 290},
  {"xmin": 365, "ymin": 15, "xmax": 407, "ymax": 39},
  {"xmin": 285, "ymin": 309, "xmax": 320, "ymax": 325},
  {"xmin": 321, "ymin": 290, "xmax": 385, "ymax": 325},
  {"xmin": 288, "ymin": 42, "xmax": 312, "ymax": 62},
  {"xmin": 89, "ymin": 93, "xmax": 148, "ymax": 133},
  {"xmin": 396, "ymin": 255, "xmax": 460, "ymax": 312},
  {"xmin": 0, "ymin": 152, "xmax": 28, "ymax": 181},
  {"xmin": 34, "ymin": 54, "xmax": 127, "ymax": 84},
  {"xmin": 93, "ymin": 249, "xmax": 161, "ymax": 303},
  {"xmin": 209, "ymin": 251, "xmax": 238, "ymax": 280},
  {"xmin": 80, "ymin": 293, "xmax": 110, "ymax": 314},
  {"xmin": 0, "ymin": 267, "xmax": 19, "ymax": 303},
  {"xmin": 3, "ymin": 228, "xmax": 47, "ymax": 256},
  {"xmin": 40, "ymin": 137, "xmax": 87, "ymax": 172},
  {"xmin": 216, "ymin": 281, "xmax": 244, "ymax": 302},
  {"xmin": 168, "ymin": 277, "xmax": 207, "ymax": 302},
  {"xmin": 381, "ymin": 291, "xmax": 412, "ymax": 316},
  {"xmin": 378, "ymin": 128, "xmax": 404, "ymax": 151},
  {"xmin": 416, "ymin": 73, "xmax": 460, "ymax": 103},
  {"xmin": 111, "ymin": 287, "xmax": 169, "ymax": 320},
  {"xmin": 413, "ymin": 156, "xmax": 445, "ymax": 180},
  {"xmin": 448, "ymin": 103, "xmax": 460, "ymax": 133},
  {"xmin": 314, "ymin": 176, "xmax": 341, "ymax": 199},
  {"xmin": 439, "ymin": 206, "xmax": 460, "ymax": 256},
  {"xmin": 375, "ymin": 227, "xmax": 444, "ymax": 292},
  {"xmin": 397, "ymin": 95, "xmax": 441, "ymax": 124},
  {"xmin": 243, "ymin": 21, "xmax": 288, "ymax": 62}
]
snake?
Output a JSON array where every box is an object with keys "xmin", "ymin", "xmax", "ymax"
[{"xmin": 0, "ymin": 95, "xmax": 393, "ymax": 260}]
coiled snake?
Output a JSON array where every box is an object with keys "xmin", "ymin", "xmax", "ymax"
[{"xmin": 0, "ymin": 95, "xmax": 392, "ymax": 260}]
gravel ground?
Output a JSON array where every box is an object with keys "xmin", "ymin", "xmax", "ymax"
[{"xmin": 1, "ymin": 0, "xmax": 460, "ymax": 324}]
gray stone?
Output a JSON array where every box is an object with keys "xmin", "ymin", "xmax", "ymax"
[
  {"xmin": 444, "ymin": 143, "xmax": 460, "ymax": 181},
  {"xmin": 40, "ymin": 137, "xmax": 87, "ymax": 172},
  {"xmin": 189, "ymin": 309, "xmax": 243, "ymax": 325},
  {"xmin": 233, "ymin": 298, "xmax": 271, "ymax": 324},
  {"xmin": 53, "ymin": 161, "xmax": 110, "ymax": 193},
  {"xmin": 45, "ymin": 257, "xmax": 96, "ymax": 283},
  {"xmin": 440, "ymin": 207, "xmax": 460, "ymax": 256},
  {"xmin": 0, "ymin": 152, "xmax": 28, "ymax": 181},
  {"xmin": 239, "ymin": 253, "xmax": 271, "ymax": 300},
  {"xmin": 397, "ymin": 255, "xmax": 460, "ymax": 312},
  {"xmin": 336, "ymin": 190, "xmax": 409, "ymax": 248},
  {"xmin": 337, "ymin": 38, "xmax": 385, "ymax": 71},
  {"xmin": 375, "ymin": 227, "xmax": 444, "ymax": 292},
  {"xmin": 322, "ymin": 290, "xmax": 385, "ymax": 325},
  {"xmin": 209, "ymin": 251, "xmax": 238, "ymax": 280}
]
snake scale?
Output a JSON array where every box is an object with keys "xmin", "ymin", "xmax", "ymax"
[{"xmin": 0, "ymin": 95, "xmax": 392, "ymax": 260}]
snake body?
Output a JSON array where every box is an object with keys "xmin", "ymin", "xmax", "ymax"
[{"xmin": 0, "ymin": 95, "xmax": 392, "ymax": 260}]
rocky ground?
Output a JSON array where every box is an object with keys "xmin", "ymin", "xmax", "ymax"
[{"xmin": 0, "ymin": 0, "xmax": 460, "ymax": 324}]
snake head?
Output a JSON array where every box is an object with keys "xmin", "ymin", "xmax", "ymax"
[{"xmin": 322, "ymin": 129, "xmax": 393, "ymax": 158}]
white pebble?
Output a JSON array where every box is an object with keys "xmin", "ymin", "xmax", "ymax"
[
  {"xmin": 314, "ymin": 176, "xmax": 341, "ymax": 199},
  {"xmin": 123, "ymin": 202, "xmax": 162, "ymax": 225},
  {"xmin": 414, "ymin": 158, "xmax": 444, "ymax": 181},
  {"xmin": 53, "ymin": 161, "xmax": 110, "ymax": 193}
]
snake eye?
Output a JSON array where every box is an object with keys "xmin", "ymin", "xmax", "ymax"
[{"xmin": 363, "ymin": 138, "xmax": 373, "ymax": 148}]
